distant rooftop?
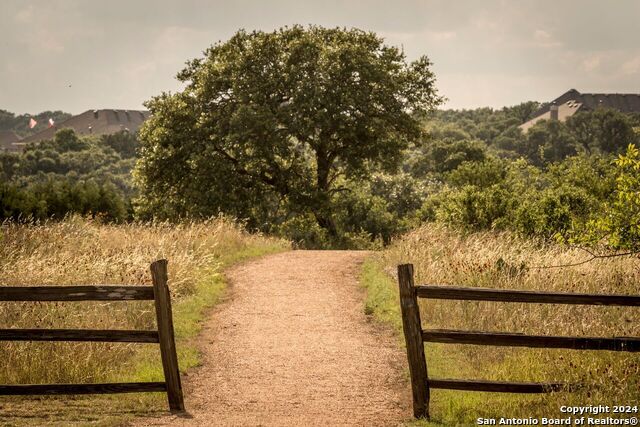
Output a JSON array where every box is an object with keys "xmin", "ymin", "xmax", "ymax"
[
  {"xmin": 15, "ymin": 109, "xmax": 150, "ymax": 147},
  {"xmin": 520, "ymin": 89, "xmax": 640, "ymax": 132},
  {"xmin": 0, "ymin": 130, "xmax": 21, "ymax": 152}
]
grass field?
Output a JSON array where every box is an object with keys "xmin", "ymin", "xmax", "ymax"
[
  {"xmin": 0, "ymin": 216, "xmax": 289, "ymax": 426},
  {"xmin": 362, "ymin": 224, "xmax": 640, "ymax": 426}
]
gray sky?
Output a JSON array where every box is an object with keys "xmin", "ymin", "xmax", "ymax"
[{"xmin": 1, "ymin": 0, "xmax": 639, "ymax": 114}]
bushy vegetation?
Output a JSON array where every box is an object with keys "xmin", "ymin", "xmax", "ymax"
[
  {"xmin": 0, "ymin": 109, "xmax": 71, "ymax": 138},
  {"xmin": 410, "ymin": 109, "xmax": 640, "ymax": 248},
  {"xmin": 0, "ymin": 216, "xmax": 288, "ymax": 424},
  {"xmin": 579, "ymin": 143, "xmax": 640, "ymax": 250},
  {"xmin": 2, "ymin": 28, "xmax": 640, "ymax": 252},
  {"xmin": 363, "ymin": 225, "xmax": 639, "ymax": 425},
  {"xmin": 128, "ymin": 24, "xmax": 639, "ymax": 249},
  {"xmin": 1, "ymin": 24, "xmax": 639, "ymax": 426},
  {"xmin": 3, "ymin": 106, "xmax": 639, "ymax": 251},
  {"xmin": 134, "ymin": 25, "xmax": 443, "ymax": 248},
  {"xmin": 1, "ymin": 128, "xmax": 136, "ymax": 221}
]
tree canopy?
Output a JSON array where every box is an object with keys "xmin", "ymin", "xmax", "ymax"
[
  {"xmin": 0, "ymin": 129, "xmax": 136, "ymax": 222},
  {"xmin": 134, "ymin": 26, "xmax": 443, "ymax": 237},
  {"xmin": 578, "ymin": 144, "xmax": 640, "ymax": 250},
  {"xmin": 0, "ymin": 109, "xmax": 71, "ymax": 137}
]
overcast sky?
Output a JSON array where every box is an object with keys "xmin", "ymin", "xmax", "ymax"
[{"xmin": 1, "ymin": 0, "xmax": 639, "ymax": 114}]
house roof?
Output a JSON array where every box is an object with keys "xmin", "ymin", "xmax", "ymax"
[
  {"xmin": 17, "ymin": 109, "xmax": 150, "ymax": 146},
  {"xmin": 520, "ymin": 89, "xmax": 640, "ymax": 132},
  {"xmin": 519, "ymin": 100, "xmax": 583, "ymax": 132},
  {"xmin": 578, "ymin": 92, "xmax": 640, "ymax": 112},
  {"xmin": 0, "ymin": 130, "xmax": 21, "ymax": 152}
]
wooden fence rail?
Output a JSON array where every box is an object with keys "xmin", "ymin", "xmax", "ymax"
[
  {"xmin": 0, "ymin": 259, "xmax": 184, "ymax": 413},
  {"xmin": 397, "ymin": 263, "xmax": 640, "ymax": 419}
]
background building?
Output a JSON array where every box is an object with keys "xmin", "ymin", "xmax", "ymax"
[
  {"xmin": 0, "ymin": 130, "xmax": 21, "ymax": 152},
  {"xmin": 520, "ymin": 89, "xmax": 640, "ymax": 132},
  {"xmin": 7, "ymin": 109, "xmax": 150, "ymax": 151}
]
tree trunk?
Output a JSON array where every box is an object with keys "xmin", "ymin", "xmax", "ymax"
[
  {"xmin": 313, "ymin": 149, "xmax": 338, "ymax": 238},
  {"xmin": 314, "ymin": 211, "xmax": 338, "ymax": 238}
]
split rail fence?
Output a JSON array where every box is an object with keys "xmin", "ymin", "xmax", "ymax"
[
  {"xmin": 397, "ymin": 263, "xmax": 640, "ymax": 419},
  {"xmin": 0, "ymin": 259, "xmax": 184, "ymax": 413}
]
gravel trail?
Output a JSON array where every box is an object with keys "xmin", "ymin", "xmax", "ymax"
[{"xmin": 136, "ymin": 250, "xmax": 410, "ymax": 426}]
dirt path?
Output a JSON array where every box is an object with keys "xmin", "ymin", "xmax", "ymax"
[{"xmin": 137, "ymin": 250, "xmax": 410, "ymax": 426}]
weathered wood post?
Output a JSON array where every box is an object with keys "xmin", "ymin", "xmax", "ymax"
[
  {"xmin": 398, "ymin": 263, "xmax": 430, "ymax": 419},
  {"xmin": 150, "ymin": 259, "xmax": 185, "ymax": 413}
]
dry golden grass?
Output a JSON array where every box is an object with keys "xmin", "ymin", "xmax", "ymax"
[
  {"xmin": 376, "ymin": 224, "xmax": 640, "ymax": 424},
  {"xmin": 0, "ymin": 216, "xmax": 288, "ymax": 425}
]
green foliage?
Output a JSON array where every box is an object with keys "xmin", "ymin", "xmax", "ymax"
[
  {"xmin": 134, "ymin": 25, "xmax": 443, "ymax": 239},
  {"xmin": 1, "ymin": 178, "xmax": 127, "ymax": 221},
  {"xmin": 445, "ymin": 158, "xmax": 507, "ymax": 188},
  {"xmin": 522, "ymin": 120, "xmax": 578, "ymax": 166},
  {"xmin": 434, "ymin": 184, "xmax": 511, "ymax": 230},
  {"xmin": 567, "ymin": 109, "xmax": 638, "ymax": 154},
  {"xmin": 419, "ymin": 155, "xmax": 615, "ymax": 239},
  {"xmin": 423, "ymin": 106, "xmax": 638, "ymax": 168},
  {"xmin": 401, "ymin": 104, "xmax": 640, "ymax": 251},
  {"xmin": 369, "ymin": 172, "xmax": 426, "ymax": 219},
  {"xmin": 100, "ymin": 131, "xmax": 139, "ymax": 159},
  {"xmin": 0, "ymin": 128, "xmax": 136, "ymax": 222},
  {"xmin": 410, "ymin": 137, "xmax": 487, "ymax": 176},
  {"xmin": 3, "ymin": 65, "xmax": 639, "ymax": 251},
  {"xmin": 333, "ymin": 182, "xmax": 397, "ymax": 245},
  {"xmin": 0, "ymin": 109, "xmax": 71, "ymax": 137},
  {"xmin": 577, "ymin": 144, "xmax": 640, "ymax": 250},
  {"xmin": 429, "ymin": 102, "xmax": 539, "ymax": 146},
  {"xmin": 0, "ymin": 151, "xmax": 20, "ymax": 181},
  {"xmin": 274, "ymin": 214, "xmax": 331, "ymax": 249},
  {"xmin": 360, "ymin": 257, "xmax": 401, "ymax": 329},
  {"xmin": 270, "ymin": 171, "xmax": 428, "ymax": 248}
]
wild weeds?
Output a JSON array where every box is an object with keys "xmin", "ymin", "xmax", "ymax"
[
  {"xmin": 378, "ymin": 224, "xmax": 639, "ymax": 421},
  {"xmin": 0, "ymin": 216, "xmax": 287, "ymax": 386}
]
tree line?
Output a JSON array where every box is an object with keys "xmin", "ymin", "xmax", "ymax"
[
  {"xmin": 0, "ymin": 109, "xmax": 71, "ymax": 138},
  {"xmin": 2, "ymin": 26, "xmax": 639, "ymax": 250},
  {"xmin": 1, "ymin": 129, "xmax": 136, "ymax": 221}
]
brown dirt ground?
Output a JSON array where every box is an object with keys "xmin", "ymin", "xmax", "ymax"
[{"xmin": 134, "ymin": 250, "xmax": 411, "ymax": 426}]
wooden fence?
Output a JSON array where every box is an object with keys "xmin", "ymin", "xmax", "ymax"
[
  {"xmin": 397, "ymin": 263, "xmax": 640, "ymax": 419},
  {"xmin": 0, "ymin": 259, "xmax": 185, "ymax": 413}
]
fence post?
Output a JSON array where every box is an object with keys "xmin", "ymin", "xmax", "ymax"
[
  {"xmin": 398, "ymin": 263, "xmax": 430, "ymax": 419},
  {"xmin": 150, "ymin": 259, "xmax": 185, "ymax": 413}
]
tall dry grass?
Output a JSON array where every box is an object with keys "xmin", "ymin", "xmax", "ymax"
[
  {"xmin": 0, "ymin": 216, "xmax": 288, "ymax": 386},
  {"xmin": 379, "ymin": 224, "xmax": 640, "ymax": 421}
]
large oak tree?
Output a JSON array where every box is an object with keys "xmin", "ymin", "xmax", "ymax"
[{"xmin": 135, "ymin": 26, "xmax": 442, "ymax": 234}]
